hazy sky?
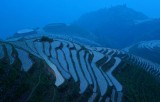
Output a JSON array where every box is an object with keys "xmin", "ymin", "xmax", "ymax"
[{"xmin": 0, "ymin": 0, "xmax": 160, "ymax": 39}]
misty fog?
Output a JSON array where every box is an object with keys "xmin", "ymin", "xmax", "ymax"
[{"xmin": 0, "ymin": 0, "xmax": 160, "ymax": 39}]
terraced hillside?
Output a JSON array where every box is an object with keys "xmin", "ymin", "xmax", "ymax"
[
  {"xmin": 0, "ymin": 36, "xmax": 160, "ymax": 102},
  {"xmin": 124, "ymin": 40, "xmax": 160, "ymax": 64}
]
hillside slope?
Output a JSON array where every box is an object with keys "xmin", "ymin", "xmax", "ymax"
[{"xmin": 1, "ymin": 34, "xmax": 160, "ymax": 102}]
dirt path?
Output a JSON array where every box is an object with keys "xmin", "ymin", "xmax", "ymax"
[{"xmin": 25, "ymin": 73, "xmax": 41, "ymax": 102}]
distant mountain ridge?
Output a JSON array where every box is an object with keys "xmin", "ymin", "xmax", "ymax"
[
  {"xmin": 75, "ymin": 5, "xmax": 148, "ymax": 31},
  {"xmin": 74, "ymin": 5, "xmax": 160, "ymax": 49}
]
